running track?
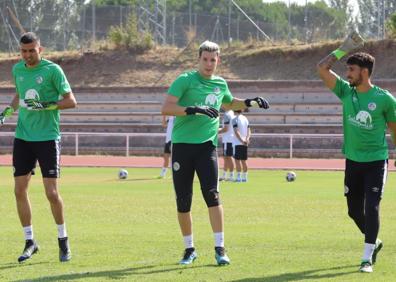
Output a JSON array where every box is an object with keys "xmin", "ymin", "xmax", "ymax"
[{"xmin": 1, "ymin": 155, "xmax": 395, "ymax": 171}]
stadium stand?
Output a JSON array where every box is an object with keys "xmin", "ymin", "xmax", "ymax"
[{"xmin": 1, "ymin": 80, "xmax": 395, "ymax": 157}]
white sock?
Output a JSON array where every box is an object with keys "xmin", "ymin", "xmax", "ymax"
[
  {"xmin": 242, "ymin": 172, "xmax": 248, "ymax": 180},
  {"xmin": 183, "ymin": 234, "xmax": 194, "ymax": 249},
  {"xmin": 237, "ymin": 172, "xmax": 241, "ymax": 179},
  {"xmin": 362, "ymin": 243, "xmax": 375, "ymax": 262},
  {"xmin": 160, "ymin": 167, "xmax": 167, "ymax": 177},
  {"xmin": 214, "ymin": 232, "xmax": 224, "ymax": 247},
  {"xmin": 222, "ymin": 170, "xmax": 226, "ymax": 178},
  {"xmin": 23, "ymin": 225, "xmax": 33, "ymax": 240},
  {"xmin": 57, "ymin": 223, "xmax": 68, "ymax": 239}
]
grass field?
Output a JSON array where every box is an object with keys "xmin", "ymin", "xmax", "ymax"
[{"xmin": 1, "ymin": 167, "xmax": 396, "ymax": 282}]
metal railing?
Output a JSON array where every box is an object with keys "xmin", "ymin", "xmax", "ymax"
[{"xmin": 0, "ymin": 132, "xmax": 393, "ymax": 158}]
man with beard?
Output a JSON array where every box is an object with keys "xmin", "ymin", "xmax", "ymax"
[{"xmin": 317, "ymin": 31, "xmax": 396, "ymax": 273}]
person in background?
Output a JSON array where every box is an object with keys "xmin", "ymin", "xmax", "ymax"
[
  {"xmin": 232, "ymin": 109, "xmax": 251, "ymax": 182},
  {"xmin": 218, "ymin": 110, "xmax": 235, "ymax": 181},
  {"xmin": 159, "ymin": 115, "xmax": 174, "ymax": 178}
]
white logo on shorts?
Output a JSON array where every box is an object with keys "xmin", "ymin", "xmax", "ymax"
[
  {"xmin": 344, "ymin": 185, "xmax": 349, "ymax": 194},
  {"xmin": 173, "ymin": 162, "xmax": 180, "ymax": 171},
  {"xmin": 372, "ymin": 187, "xmax": 380, "ymax": 193}
]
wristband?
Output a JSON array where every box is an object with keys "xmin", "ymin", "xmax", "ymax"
[{"xmin": 332, "ymin": 49, "xmax": 347, "ymax": 60}]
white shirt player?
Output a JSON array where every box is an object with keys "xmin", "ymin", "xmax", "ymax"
[
  {"xmin": 232, "ymin": 113, "xmax": 249, "ymax": 146},
  {"xmin": 165, "ymin": 116, "xmax": 174, "ymax": 143},
  {"xmin": 221, "ymin": 110, "xmax": 235, "ymax": 143}
]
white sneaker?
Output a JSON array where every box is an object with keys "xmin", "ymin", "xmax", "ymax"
[{"xmin": 359, "ymin": 261, "xmax": 373, "ymax": 273}]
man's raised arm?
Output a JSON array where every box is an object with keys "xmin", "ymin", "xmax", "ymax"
[{"xmin": 317, "ymin": 30, "xmax": 364, "ymax": 90}]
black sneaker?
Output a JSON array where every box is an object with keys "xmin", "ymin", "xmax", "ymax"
[
  {"xmin": 58, "ymin": 237, "xmax": 72, "ymax": 262},
  {"xmin": 18, "ymin": 239, "xmax": 39, "ymax": 263},
  {"xmin": 179, "ymin": 247, "xmax": 197, "ymax": 265},
  {"xmin": 372, "ymin": 239, "xmax": 383, "ymax": 265},
  {"xmin": 215, "ymin": 246, "xmax": 230, "ymax": 265}
]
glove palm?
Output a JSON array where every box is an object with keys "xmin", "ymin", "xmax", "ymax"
[{"xmin": 0, "ymin": 106, "xmax": 14, "ymax": 125}]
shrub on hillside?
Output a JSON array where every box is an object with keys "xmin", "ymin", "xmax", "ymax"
[
  {"xmin": 108, "ymin": 15, "xmax": 153, "ymax": 52},
  {"xmin": 386, "ymin": 12, "xmax": 396, "ymax": 39}
]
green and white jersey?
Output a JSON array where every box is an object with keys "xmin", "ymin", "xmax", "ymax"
[
  {"xmin": 12, "ymin": 58, "xmax": 71, "ymax": 141},
  {"xmin": 168, "ymin": 70, "xmax": 233, "ymax": 145},
  {"xmin": 332, "ymin": 77, "xmax": 396, "ymax": 162}
]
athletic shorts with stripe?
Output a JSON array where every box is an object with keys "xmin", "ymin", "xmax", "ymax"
[
  {"xmin": 164, "ymin": 141, "xmax": 172, "ymax": 154},
  {"xmin": 222, "ymin": 142, "xmax": 233, "ymax": 157},
  {"xmin": 13, "ymin": 138, "xmax": 61, "ymax": 178}
]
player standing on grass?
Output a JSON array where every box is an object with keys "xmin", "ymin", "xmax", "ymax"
[
  {"xmin": 218, "ymin": 110, "xmax": 235, "ymax": 181},
  {"xmin": 161, "ymin": 40, "xmax": 270, "ymax": 266},
  {"xmin": 317, "ymin": 30, "xmax": 396, "ymax": 273},
  {"xmin": 159, "ymin": 115, "xmax": 174, "ymax": 178},
  {"xmin": 232, "ymin": 109, "xmax": 251, "ymax": 182},
  {"xmin": 0, "ymin": 32, "xmax": 77, "ymax": 263}
]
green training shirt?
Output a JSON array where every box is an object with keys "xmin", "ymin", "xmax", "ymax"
[
  {"xmin": 332, "ymin": 77, "xmax": 396, "ymax": 162},
  {"xmin": 13, "ymin": 58, "xmax": 71, "ymax": 141},
  {"xmin": 168, "ymin": 70, "xmax": 233, "ymax": 145}
]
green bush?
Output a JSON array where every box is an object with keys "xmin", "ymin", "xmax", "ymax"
[
  {"xmin": 386, "ymin": 13, "xmax": 396, "ymax": 38},
  {"xmin": 108, "ymin": 14, "xmax": 154, "ymax": 52}
]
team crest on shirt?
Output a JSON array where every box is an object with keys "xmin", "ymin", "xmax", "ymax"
[
  {"xmin": 35, "ymin": 76, "xmax": 43, "ymax": 84},
  {"xmin": 18, "ymin": 76, "xmax": 24, "ymax": 82},
  {"xmin": 368, "ymin": 102, "xmax": 376, "ymax": 111},
  {"xmin": 213, "ymin": 87, "xmax": 221, "ymax": 94},
  {"xmin": 25, "ymin": 89, "xmax": 40, "ymax": 99},
  {"xmin": 205, "ymin": 94, "xmax": 218, "ymax": 106}
]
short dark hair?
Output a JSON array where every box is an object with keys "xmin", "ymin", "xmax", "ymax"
[
  {"xmin": 20, "ymin": 32, "xmax": 40, "ymax": 44},
  {"xmin": 346, "ymin": 52, "xmax": 375, "ymax": 76},
  {"xmin": 198, "ymin": 40, "xmax": 220, "ymax": 57}
]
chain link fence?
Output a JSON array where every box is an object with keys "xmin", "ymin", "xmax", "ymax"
[{"xmin": 0, "ymin": 1, "xmax": 394, "ymax": 53}]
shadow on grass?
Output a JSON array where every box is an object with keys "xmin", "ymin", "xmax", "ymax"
[
  {"xmin": 12, "ymin": 263, "xmax": 216, "ymax": 281},
  {"xmin": 230, "ymin": 264, "xmax": 358, "ymax": 281},
  {"xmin": 0, "ymin": 261, "xmax": 48, "ymax": 270}
]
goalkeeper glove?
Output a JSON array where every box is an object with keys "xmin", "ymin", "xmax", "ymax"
[
  {"xmin": 0, "ymin": 106, "xmax": 14, "ymax": 124},
  {"xmin": 24, "ymin": 99, "xmax": 58, "ymax": 110},
  {"xmin": 332, "ymin": 30, "xmax": 364, "ymax": 60},
  {"xmin": 244, "ymin": 97, "xmax": 270, "ymax": 109},
  {"xmin": 185, "ymin": 106, "xmax": 219, "ymax": 118}
]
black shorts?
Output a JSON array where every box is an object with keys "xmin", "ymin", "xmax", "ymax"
[
  {"xmin": 164, "ymin": 141, "xmax": 172, "ymax": 154},
  {"xmin": 13, "ymin": 138, "xmax": 61, "ymax": 178},
  {"xmin": 222, "ymin": 142, "xmax": 233, "ymax": 157},
  {"xmin": 234, "ymin": 145, "xmax": 248, "ymax": 160},
  {"xmin": 172, "ymin": 141, "xmax": 219, "ymax": 204},
  {"xmin": 344, "ymin": 159, "xmax": 387, "ymax": 199}
]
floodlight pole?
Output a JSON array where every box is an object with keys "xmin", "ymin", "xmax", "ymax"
[
  {"xmin": 288, "ymin": 0, "xmax": 291, "ymax": 44},
  {"xmin": 230, "ymin": 0, "xmax": 272, "ymax": 42}
]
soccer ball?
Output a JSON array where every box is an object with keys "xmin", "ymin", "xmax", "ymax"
[
  {"xmin": 118, "ymin": 169, "xmax": 128, "ymax": 180},
  {"xmin": 286, "ymin": 171, "xmax": 296, "ymax": 182}
]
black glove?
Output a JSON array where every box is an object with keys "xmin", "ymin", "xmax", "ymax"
[
  {"xmin": 244, "ymin": 97, "xmax": 270, "ymax": 109},
  {"xmin": 185, "ymin": 106, "xmax": 219, "ymax": 118}
]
